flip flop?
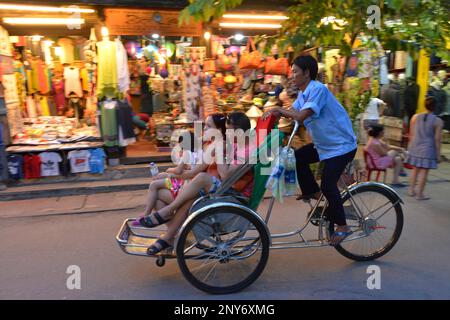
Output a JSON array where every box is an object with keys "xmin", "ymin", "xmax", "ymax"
[
  {"xmin": 139, "ymin": 211, "xmax": 171, "ymax": 228},
  {"xmin": 329, "ymin": 230, "xmax": 353, "ymax": 247},
  {"xmin": 147, "ymin": 238, "xmax": 173, "ymax": 255},
  {"xmin": 131, "ymin": 215, "xmax": 145, "ymax": 227}
]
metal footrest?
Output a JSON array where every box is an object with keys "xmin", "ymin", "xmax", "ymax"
[{"xmin": 115, "ymin": 218, "xmax": 175, "ymax": 258}]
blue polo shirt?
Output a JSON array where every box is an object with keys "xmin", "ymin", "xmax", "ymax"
[{"xmin": 293, "ymin": 80, "xmax": 357, "ymax": 160}]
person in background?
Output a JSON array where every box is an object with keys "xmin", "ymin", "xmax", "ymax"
[
  {"xmin": 361, "ymin": 97, "xmax": 386, "ymax": 144},
  {"xmin": 406, "ymin": 96, "xmax": 443, "ymax": 200},
  {"xmin": 364, "ymin": 124, "xmax": 407, "ymax": 187}
]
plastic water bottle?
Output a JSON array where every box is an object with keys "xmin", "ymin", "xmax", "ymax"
[
  {"xmin": 284, "ymin": 149, "xmax": 297, "ymax": 196},
  {"xmin": 149, "ymin": 162, "xmax": 159, "ymax": 177}
]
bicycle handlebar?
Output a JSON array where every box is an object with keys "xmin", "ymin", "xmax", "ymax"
[{"xmin": 286, "ymin": 120, "xmax": 300, "ymax": 148}]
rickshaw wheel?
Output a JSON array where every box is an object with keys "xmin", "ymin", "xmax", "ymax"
[
  {"xmin": 176, "ymin": 206, "xmax": 270, "ymax": 294},
  {"xmin": 334, "ymin": 184, "xmax": 403, "ymax": 261}
]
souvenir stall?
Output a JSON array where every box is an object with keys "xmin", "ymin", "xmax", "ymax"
[{"xmin": 2, "ymin": 27, "xmax": 107, "ymax": 181}]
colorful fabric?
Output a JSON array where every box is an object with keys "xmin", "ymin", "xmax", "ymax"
[
  {"xmin": 7, "ymin": 154, "xmax": 23, "ymax": 180},
  {"xmin": 24, "ymin": 154, "xmax": 41, "ymax": 179},
  {"xmin": 64, "ymin": 67, "xmax": 83, "ymax": 98},
  {"xmin": 89, "ymin": 148, "xmax": 106, "ymax": 174},
  {"xmin": 68, "ymin": 149, "xmax": 91, "ymax": 173},
  {"xmin": 96, "ymin": 40, "xmax": 119, "ymax": 99},
  {"xmin": 39, "ymin": 152, "xmax": 62, "ymax": 176}
]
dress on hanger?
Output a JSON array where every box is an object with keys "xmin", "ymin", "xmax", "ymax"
[
  {"xmin": 96, "ymin": 40, "xmax": 119, "ymax": 99},
  {"xmin": 52, "ymin": 78, "xmax": 66, "ymax": 113},
  {"xmin": 64, "ymin": 66, "xmax": 83, "ymax": 98}
]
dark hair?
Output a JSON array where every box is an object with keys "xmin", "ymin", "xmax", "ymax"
[
  {"xmin": 292, "ymin": 55, "xmax": 318, "ymax": 80},
  {"xmin": 210, "ymin": 113, "xmax": 227, "ymax": 137},
  {"xmin": 227, "ymin": 112, "xmax": 251, "ymax": 132},
  {"xmin": 425, "ymin": 96, "xmax": 436, "ymax": 112},
  {"xmin": 368, "ymin": 124, "xmax": 384, "ymax": 138},
  {"xmin": 178, "ymin": 130, "xmax": 195, "ymax": 152}
]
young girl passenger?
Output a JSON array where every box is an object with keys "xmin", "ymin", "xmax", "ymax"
[
  {"xmin": 140, "ymin": 112, "xmax": 255, "ymax": 255},
  {"xmin": 132, "ymin": 113, "xmax": 227, "ymax": 227}
]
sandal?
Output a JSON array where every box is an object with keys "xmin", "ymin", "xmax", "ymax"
[
  {"xmin": 416, "ymin": 195, "xmax": 430, "ymax": 201},
  {"xmin": 329, "ymin": 229, "xmax": 353, "ymax": 247},
  {"xmin": 147, "ymin": 238, "xmax": 173, "ymax": 256},
  {"xmin": 407, "ymin": 190, "xmax": 415, "ymax": 197},
  {"xmin": 131, "ymin": 215, "xmax": 145, "ymax": 227},
  {"xmin": 139, "ymin": 212, "xmax": 171, "ymax": 228}
]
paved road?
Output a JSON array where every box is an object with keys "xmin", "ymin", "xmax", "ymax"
[{"xmin": 1, "ymin": 167, "xmax": 450, "ymax": 300}]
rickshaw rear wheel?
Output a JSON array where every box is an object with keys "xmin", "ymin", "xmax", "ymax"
[
  {"xmin": 176, "ymin": 206, "xmax": 270, "ymax": 294},
  {"xmin": 334, "ymin": 184, "xmax": 403, "ymax": 261}
]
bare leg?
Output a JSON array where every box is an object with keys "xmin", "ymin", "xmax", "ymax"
[
  {"xmin": 162, "ymin": 199, "xmax": 195, "ymax": 244},
  {"xmin": 143, "ymin": 179, "xmax": 168, "ymax": 215},
  {"xmin": 416, "ymin": 168, "xmax": 430, "ymax": 199},
  {"xmin": 408, "ymin": 167, "xmax": 418, "ymax": 196},
  {"xmin": 156, "ymin": 173, "xmax": 214, "ymax": 219},
  {"xmin": 392, "ymin": 156, "xmax": 403, "ymax": 184}
]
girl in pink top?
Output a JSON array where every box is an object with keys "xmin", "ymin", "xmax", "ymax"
[{"xmin": 364, "ymin": 124, "xmax": 407, "ymax": 186}]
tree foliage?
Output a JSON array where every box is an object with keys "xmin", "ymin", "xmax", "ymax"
[{"xmin": 179, "ymin": 0, "xmax": 450, "ymax": 61}]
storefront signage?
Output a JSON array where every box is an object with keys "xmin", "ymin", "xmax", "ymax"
[{"xmin": 104, "ymin": 8, "xmax": 202, "ymax": 37}]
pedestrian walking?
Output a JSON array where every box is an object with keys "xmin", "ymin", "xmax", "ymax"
[{"xmin": 406, "ymin": 96, "xmax": 443, "ymax": 200}]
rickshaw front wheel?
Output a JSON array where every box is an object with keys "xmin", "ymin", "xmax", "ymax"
[{"xmin": 176, "ymin": 206, "xmax": 270, "ymax": 294}]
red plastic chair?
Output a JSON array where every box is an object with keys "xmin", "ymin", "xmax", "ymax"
[{"xmin": 363, "ymin": 149, "xmax": 387, "ymax": 183}]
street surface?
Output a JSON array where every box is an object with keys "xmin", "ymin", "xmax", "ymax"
[{"xmin": 1, "ymin": 163, "xmax": 450, "ymax": 299}]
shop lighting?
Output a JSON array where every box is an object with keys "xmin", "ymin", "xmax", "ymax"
[
  {"xmin": 204, "ymin": 31, "xmax": 211, "ymax": 41},
  {"xmin": 54, "ymin": 47, "xmax": 62, "ymax": 57},
  {"xmin": 219, "ymin": 22, "xmax": 282, "ymax": 29},
  {"xmin": 234, "ymin": 33, "xmax": 244, "ymax": 41},
  {"xmin": 101, "ymin": 26, "xmax": 109, "ymax": 38},
  {"xmin": 31, "ymin": 35, "xmax": 43, "ymax": 42},
  {"xmin": 222, "ymin": 14, "xmax": 288, "ymax": 20},
  {"xmin": 152, "ymin": 34, "xmax": 160, "ymax": 39},
  {"xmin": 0, "ymin": 4, "xmax": 95, "ymax": 13},
  {"xmin": 3, "ymin": 18, "xmax": 85, "ymax": 25}
]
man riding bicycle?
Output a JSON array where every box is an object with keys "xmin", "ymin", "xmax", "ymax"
[{"xmin": 264, "ymin": 55, "xmax": 357, "ymax": 246}]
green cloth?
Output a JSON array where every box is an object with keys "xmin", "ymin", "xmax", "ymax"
[
  {"xmin": 97, "ymin": 40, "xmax": 119, "ymax": 99},
  {"xmin": 248, "ymin": 129, "xmax": 284, "ymax": 210},
  {"xmin": 101, "ymin": 101, "xmax": 118, "ymax": 147}
]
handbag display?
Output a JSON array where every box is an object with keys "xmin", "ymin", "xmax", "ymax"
[
  {"xmin": 238, "ymin": 37, "xmax": 264, "ymax": 70},
  {"xmin": 264, "ymin": 56, "xmax": 290, "ymax": 75}
]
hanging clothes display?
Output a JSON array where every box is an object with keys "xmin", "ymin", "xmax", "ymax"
[
  {"xmin": 39, "ymin": 152, "xmax": 62, "ymax": 177},
  {"xmin": 96, "ymin": 40, "xmax": 119, "ymax": 99},
  {"xmin": 52, "ymin": 78, "xmax": 66, "ymax": 114},
  {"xmin": 89, "ymin": 148, "xmax": 106, "ymax": 174},
  {"xmin": 100, "ymin": 100, "xmax": 119, "ymax": 147},
  {"xmin": 116, "ymin": 100, "xmax": 136, "ymax": 147},
  {"xmin": 68, "ymin": 149, "xmax": 91, "ymax": 173},
  {"xmin": 23, "ymin": 154, "xmax": 41, "ymax": 179},
  {"xmin": 7, "ymin": 154, "xmax": 23, "ymax": 180},
  {"xmin": 57, "ymin": 38, "xmax": 75, "ymax": 65},
  {"xmin": 115, "ymin": 38, "xmax": 130, "ymax": 95},
  {"xmin": 37, "ymin": 95, "xmax": 51, "ymax": 116},
  {"xmin": 64, "ymin": 66, "xmax": 83, "ymax": 98}
]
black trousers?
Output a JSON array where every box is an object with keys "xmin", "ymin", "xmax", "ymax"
[{"xmin": 295, "ymin": 144, "xmax": 357, "ymax": 226}]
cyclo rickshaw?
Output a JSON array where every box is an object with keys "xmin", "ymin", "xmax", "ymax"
[{"xmin": 116, "ymin": 120, "xmax": 404, "ymax": 294}]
